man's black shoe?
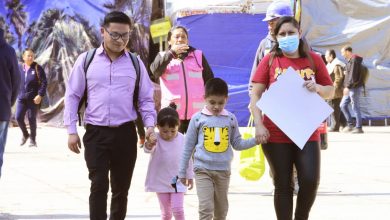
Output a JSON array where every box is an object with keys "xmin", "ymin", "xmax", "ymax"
[{"xmin": 20, "ymin": 134, "xmax": 29, "ymax": 146}]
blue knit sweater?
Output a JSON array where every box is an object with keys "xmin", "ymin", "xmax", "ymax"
[{"xmin": 179, "ymin": 110, "xmax": 257, "ymax": 178}]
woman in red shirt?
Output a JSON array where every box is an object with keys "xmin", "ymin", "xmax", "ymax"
[{"xmin": 250, "ymin": 16, "xmax": 334, "ymax": 220}]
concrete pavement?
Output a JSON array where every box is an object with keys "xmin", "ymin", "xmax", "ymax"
[{"xmin": 1, "ymin": 125, "xmax": 390, "ymax": 219}]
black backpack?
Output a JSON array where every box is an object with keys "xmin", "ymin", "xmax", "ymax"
[
  {"xmin": 358, "ymin": 63, "xmax": 369, "ymax": 96},
  {"xmin": 77, "ymin": 48, "xmax": 141, "ymax": 126}
]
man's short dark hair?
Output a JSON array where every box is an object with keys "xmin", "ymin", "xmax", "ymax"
[
  {"xmin": 328, "ymin": 49, "xmax": 336, "ymax": 59},
  {"xmin": 205, "ymin": 78, "xmax": 228, "ymax": 98},
  {"xmin": 343, "ymin": 46, "xmax": 353, "ymax": 52},
  {"xmin": 103, "ymin": 11, "xmax": 132, "ymax": 28}
]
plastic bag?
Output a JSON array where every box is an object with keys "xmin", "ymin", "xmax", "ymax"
[{"xmin": 239, "ymin": 115, "xmax": 265, "ymax": 181}]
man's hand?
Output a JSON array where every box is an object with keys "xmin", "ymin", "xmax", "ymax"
[
  {"xmin": 68, "ymin": 134, "xmax": 81, "ymax": 154},
  {"xmin": 343, "ymin": 87, "xmax": 349, "ymax": 96},
  {"xmin": 145, "ymin": 126, "xmax": 157, "ymax": 147},
  {"xmin": 33, "ymin": 95, "xmax": 42, "ymax": 104}
]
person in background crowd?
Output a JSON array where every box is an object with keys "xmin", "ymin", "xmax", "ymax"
[
  {"xmin": 340, "ymin": 46, "xmax": 364, "ymax": 134},
  {"xmin": 248, "ymin": 0, "xmax": 293, "ymax": 94},
  {"xmin": 248, "ymin": 0, "xmax": 300, "ymax": 193},
  {"xmin": 15, "ymin": 48, "xmax": 47, "ymax": 147},
  {"xmin": 325, "ymin": 49, "xmax": 346, "ymax": 132},
  {"xmin": 150, "ymin": 26, "xmax": 214, "ymax": 133},
  {"xmin": 0, "ymin": 27, "xmax": 21, "ymax": 178},
  {"xmin": 250, "ymin": 17, "xmax": 334, "ymax": 220},
  {"xmin": 64, "ymin": 11, "xmax": 157, "ymax": 219}
]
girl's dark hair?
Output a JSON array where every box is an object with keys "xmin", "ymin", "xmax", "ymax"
[
  {"xmin": 205, "ymin": 78, "xmax": 228, "ymax": 98},
  {"xmin": 167, "ymin": 26, "xmax": 188, "ymax": 46},
  {"xmin": 102, "ymin": 11, "xmax": 132, "ymax": 28},
  {"xmin": 157, "ymin": 103, "xmax": 180, "ymax": 127},
  {"xmin": 271, "ymin": 16, "xmax": 310, "ymax": 58}
]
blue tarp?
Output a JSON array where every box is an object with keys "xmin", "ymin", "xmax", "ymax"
[{"xmin": 177, "ymin": 13, "xmax": 267, "ymax": 126}]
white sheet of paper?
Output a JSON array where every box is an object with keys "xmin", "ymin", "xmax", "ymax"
[{"xmin": 256, "ymin": 67, "xmax": 333, "ymax": 149}]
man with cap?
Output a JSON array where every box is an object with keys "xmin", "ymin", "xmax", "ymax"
[{"xmin": 248, "ymin": 0, "xmax": 293, "ymax": 93}]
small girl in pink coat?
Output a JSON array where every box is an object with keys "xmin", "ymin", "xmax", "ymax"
[{"xmin": 144, "ymin": 104, "xmax": 194, "ymax": 220}]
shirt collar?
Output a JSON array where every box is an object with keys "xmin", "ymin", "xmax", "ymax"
[
  {"xmin": 201, "ymin": 106, "xmax": 229, "ymax": 116},
  {"xmin": 23, "ymin": 63, "xmax": 30, "ymax": 71},
  {"xmin": 97, "ymin": 43, "xmax": 129, "ymax": 58}
]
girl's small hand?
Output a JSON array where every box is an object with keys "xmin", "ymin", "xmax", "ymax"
[
  {"xmin": 144, "ymin": 142, "xmax": 154, "ymax": 151},
  {"xmin": 303, "ymin": 80, "xmax": 318, "ymax": 93}
]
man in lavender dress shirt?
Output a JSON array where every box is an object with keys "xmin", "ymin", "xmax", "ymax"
[{"xmin": 64, "ymin": 11, "xmax": 157, "ymax": 220}]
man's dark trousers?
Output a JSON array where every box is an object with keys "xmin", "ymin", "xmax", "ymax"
[{"xmin": 83, "ymin": 121, "xmax": 138, "ymax": 220}]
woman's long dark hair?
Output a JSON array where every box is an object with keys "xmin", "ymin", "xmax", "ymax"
[{"xmin": 271, "ymin": 16, "xmax": 311, "ymax": 58}]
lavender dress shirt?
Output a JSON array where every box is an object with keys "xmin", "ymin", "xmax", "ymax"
[{"xmin": 64, "ymin": 45, "xmax": 156, "ymax": 134}]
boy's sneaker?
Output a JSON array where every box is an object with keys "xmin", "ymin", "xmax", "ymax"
[
  {"xmin": 342, "ymin": 125, "xmax": 354, "ymax": 133},
  {"xmin": 20, "ymin": 134, "xmax": 29, "ymax": 146},
  {"xmin": 352, "ymin": 127, "xmax": 364, "ymax": 134}
]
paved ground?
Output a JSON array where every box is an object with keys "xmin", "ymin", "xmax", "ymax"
[{"xmin": 1, "ymin": 125, "xmax": 390, "ymax": 220}]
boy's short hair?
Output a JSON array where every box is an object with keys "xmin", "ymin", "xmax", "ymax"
[
  {"xmin": 205, "ymin": 78, "xmax": 228, "ymax": 98},
  {"xmin": 102, "ymin": 11, "xmax": 132, "ymax": 28}
]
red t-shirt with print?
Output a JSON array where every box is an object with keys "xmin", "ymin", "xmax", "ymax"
[{"xmin": 252, "ymin": 51, "xmax": 333, "ymax": 143}]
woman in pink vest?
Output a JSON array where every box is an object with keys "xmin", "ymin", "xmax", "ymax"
[{"xmin": 151, "ymin": 26, "xmax": 214, "ymax": 133}]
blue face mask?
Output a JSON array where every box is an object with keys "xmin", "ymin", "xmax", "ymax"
[{"xmin": 277, "ymin": 35, "xmax": 300, "ymax": 53}]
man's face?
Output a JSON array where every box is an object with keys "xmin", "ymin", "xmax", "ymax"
[
  {"xmin": 23, "ymin": 50, "xmax": 35, "ymax": 65},
  {"xmin": 101, "ymin": 23, "xmax": 130, "ymax": 53},
  {"xmin": 268, "ymin": 18, "xmax": 279, "ymax": 37},
  {"xmin": 341, "ymin": 48, "xmax": 351, "ymax": 60}
]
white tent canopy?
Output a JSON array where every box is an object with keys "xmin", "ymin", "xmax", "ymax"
[
  {"xmin": 302, "ymin": 0, "xmax": 390, "ymax": 121},
  {"xmin": 165, "ymin": 0, "xmax": 390, "ymax": 120}
]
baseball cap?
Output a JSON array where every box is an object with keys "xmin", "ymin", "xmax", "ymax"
[{"xmin": 263, "ymin": 1, "xmax": 293, "ymax": 21}]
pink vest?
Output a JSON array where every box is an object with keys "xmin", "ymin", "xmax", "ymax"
[{"xmin": 160, "ymin": 50, "xmax": 205, "ymax": 120}]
